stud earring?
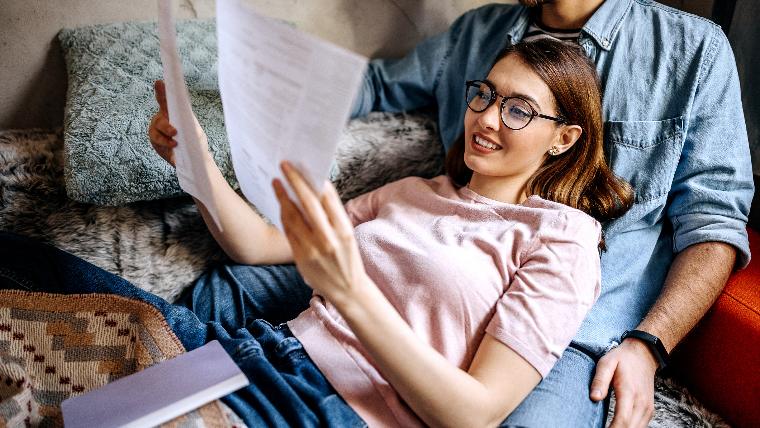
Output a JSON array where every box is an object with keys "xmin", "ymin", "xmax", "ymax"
[{"xmin": 548, "ymin": 146, "xmax": 561, "ymax": 156}]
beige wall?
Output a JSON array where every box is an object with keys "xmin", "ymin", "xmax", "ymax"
[
  {"xmin": 0, "ymin": 0, "xmax": 503, "ymax": 130},
  {"xmin": 0, "ymin": 0, "xmax": 714, "ymax": 130}
]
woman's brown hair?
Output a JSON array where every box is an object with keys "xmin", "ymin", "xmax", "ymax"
[{"xmin": 446, "ymin": 38, "xmax": 633, "ymax": 226}]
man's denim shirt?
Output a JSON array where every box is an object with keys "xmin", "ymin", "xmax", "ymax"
[{"xmin": 352, "ymin": 0, "xmax": 753, "ymax": 354}]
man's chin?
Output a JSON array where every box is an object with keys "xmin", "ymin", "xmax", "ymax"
[{"xmin": 518, "ymin": 0, "xmax": 554, "ymax": 7}]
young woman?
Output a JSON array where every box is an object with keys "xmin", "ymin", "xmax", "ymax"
[
  {"xmin": 3, "ymin": 38, "xmax": 632, "ymax": 427},
  {"xmin": 150, "ymin": 37, "xmax": 632, "ymax": 427}
]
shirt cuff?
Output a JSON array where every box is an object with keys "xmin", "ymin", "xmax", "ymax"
[{"xmin": 672, "ymin": 213, "xmax": 750, "ymax": 269}]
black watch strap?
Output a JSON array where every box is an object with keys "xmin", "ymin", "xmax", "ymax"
[{"xmin": 621, "ymin": 329, "xmax": 669, "ymax": 370}]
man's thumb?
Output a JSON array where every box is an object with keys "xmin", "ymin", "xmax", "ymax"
[{"xmin": 590, "ymin": 355, "xmax": 616, "ymax": 401}]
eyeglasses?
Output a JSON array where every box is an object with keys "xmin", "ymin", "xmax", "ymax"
[{"xmin": 465, "ymin": 80, "xmax": 566, "ymax": 130}]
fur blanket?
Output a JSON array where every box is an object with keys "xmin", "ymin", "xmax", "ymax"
[{"xmin": 0, "ymin": 112, "xmax": 727, "ymax": 427}]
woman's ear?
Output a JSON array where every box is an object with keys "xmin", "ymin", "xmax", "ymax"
[{"xmin": 553, "ymin": 125, "xmax": 583, "ymax": 155}]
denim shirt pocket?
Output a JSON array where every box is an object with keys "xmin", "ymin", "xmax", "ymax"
[{"xmin": 603, "ymin": 117, "xmax": 685, "ymax": 231}]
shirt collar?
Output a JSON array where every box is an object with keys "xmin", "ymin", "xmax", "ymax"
[
  {"xmin": 506, "ymin": 7, "xmax": 532, "ymax": 44},
  {"xmin": 582, "ymin": 0, "xmax": 635, "ymax": 50}
]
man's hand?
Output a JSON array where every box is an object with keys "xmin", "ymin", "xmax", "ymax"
[{"xmin": 590, "ymin": 338, "xmax": 659, "ymax": 427}]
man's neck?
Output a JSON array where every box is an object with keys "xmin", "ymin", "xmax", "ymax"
[{"xmin": 539, "ymin": 0, "xmax": 605, "ymax": 30}]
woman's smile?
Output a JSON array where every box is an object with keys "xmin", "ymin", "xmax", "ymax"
[{"xmin": 471, "ymin": 133, "xmax": 503, "ymax": 153}]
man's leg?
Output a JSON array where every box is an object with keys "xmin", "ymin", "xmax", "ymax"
[
  {"xmin": 501, "ymin": 346, "xmax": 610, "ymax": 427},
  {"xmin": 176, "ymin": 263, "xmax": 313, "ymax": 330}
]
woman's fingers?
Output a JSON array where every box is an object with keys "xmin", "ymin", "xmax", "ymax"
[
  {"xmin": 273, "ymin": 178, "xmax": 307, "ymax": 249},
  {"xmin": 151, "ymin": 113, "xmax": 177, "ymax": 139},
  {"xmin": 280, "ymin": 162, "xmax": 335, "ymax": 243},
  {"xmin": 320, "ymin": 182, "xmax": 353, "ymax": 235},
  {"xmin": 154, "ymin": 80, "xmax": 169, "ymax": 116}
]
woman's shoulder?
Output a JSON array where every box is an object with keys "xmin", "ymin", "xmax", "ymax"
[{"xmin": 521, "ymin": 196, "xmax": 602, "ymax": 245}]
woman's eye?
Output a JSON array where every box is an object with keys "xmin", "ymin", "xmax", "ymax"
[
  {"xmin": 477, "ymin": 91, "xmax": 490, "ymax": 101},
  {"xmin": 509, "ymin": 105, "xmax": 531, "ymax": 118}
]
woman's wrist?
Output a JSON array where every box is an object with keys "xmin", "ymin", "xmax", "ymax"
[{"xmin": 329, "ymin": 274, "xmax": 380, "ymax": 316}]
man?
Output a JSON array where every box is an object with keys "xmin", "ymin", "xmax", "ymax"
[
  {"xmin": 348, "ymin": 1, "xmax": 752, "ymax": 425},
  {"xmin": 156, "ymin": 0, "xmax": 752, "ymax": 426}
]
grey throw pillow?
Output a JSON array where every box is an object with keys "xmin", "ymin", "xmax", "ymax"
[
  {"xmin": 58, "ymin": 19, "xmax": 445, "ymax": 206},
  {"xmin": 59, "ymin": 20, "xmax": 236, "ymax": 205}
]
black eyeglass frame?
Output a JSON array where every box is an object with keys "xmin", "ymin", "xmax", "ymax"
[{"xmin": 465, "ymin": 79, "xmax": 567, "ymax": 130}]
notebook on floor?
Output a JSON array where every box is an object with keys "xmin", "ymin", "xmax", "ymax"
[{"xmin": 61, "ymin": 340, "xmax": 249, "ymax": 428}]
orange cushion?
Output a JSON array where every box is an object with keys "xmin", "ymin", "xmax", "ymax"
[{"xmin": 672, "ymin": 227, "xmax": 760, "ymax": 428}]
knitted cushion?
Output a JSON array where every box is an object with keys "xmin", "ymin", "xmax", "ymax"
[
  {"xmin": 57, "ymin": 20, "xmax": 442, "ymax": 207},
  {"xmin": 58, "ymin": 20, "xmax": 236, "ymax": 205}
]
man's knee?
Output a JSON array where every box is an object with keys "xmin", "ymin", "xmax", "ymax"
[{"xmin": 500, "ymin": 346, "xmax": 608, "ymax": 427}]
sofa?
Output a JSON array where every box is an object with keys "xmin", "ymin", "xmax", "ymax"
[{"xmin": 0, "ymin": 0, "xmax": 755, "ymax": 427}]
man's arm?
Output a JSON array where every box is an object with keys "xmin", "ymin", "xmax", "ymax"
[
  {"xmin": 350, "ymin": 16, "xmax": 462, "ymax": 118},
  {"xmin": 592, "ymin": 23, "xmax": 753, "ymax": 428},
  {"xmin": 638, "ymin": 242, "xmax": 736, "ymax": 351},
  {"xmin": 591, "ymin": 242, "xmax": 736, "ymax": 428}
]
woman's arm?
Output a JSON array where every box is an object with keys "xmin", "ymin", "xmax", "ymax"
[
  {"xmin": 274, "ymin": 162, "xmax": 542, "ymax": 427},
  {"xmin": 148, "ymin": 80, "xmax": 292, "ymax": 265},
  {"xmin": 337, "ymin": 279, "xmax": 542, "ymax": 428}
]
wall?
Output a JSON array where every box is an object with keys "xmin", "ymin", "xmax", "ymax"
[
  {"xmin": 0, "ymin": 0, "xmax": 721, "ymax": 130},
  {"xmin": 728, "ymin": 0, "xmax": 760, "ymax": 173},
  {"xmin": 658, "ymin": 0, "xmax": 714, "ymax": 19},
  {"xmin": 0, "ymin": 0, "xmax": 505, "ymax": 130}
]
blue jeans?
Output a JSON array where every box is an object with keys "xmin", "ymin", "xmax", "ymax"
[
  {"xmin": 177, "ymin": 262, "xmax": 313, "ymax": 327},
  {"xmin": 180, "ymin": 256, "xmax": 611, "ymax": 427},
  {"xmin": 0, "ymin": 232, "xmax": 365, "ymax": 428}
]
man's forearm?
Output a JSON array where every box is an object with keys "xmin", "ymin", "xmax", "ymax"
[{"xmin": 636, "ymin": 241, "xmax": 736, "ymax": 351}]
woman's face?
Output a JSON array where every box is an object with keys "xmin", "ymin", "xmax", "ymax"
[{"xmin": 463, "ymin": 55, "xmax": 565, "ymax": 184}]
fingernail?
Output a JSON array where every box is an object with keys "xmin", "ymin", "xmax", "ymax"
[{"xmin": 591, "ymin": 389, "xmax": 601, "ymax": 399}]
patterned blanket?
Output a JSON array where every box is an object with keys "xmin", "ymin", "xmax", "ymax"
[{"xmin": 0, "ymin": 290, "xmax": 238, "ymax": 427}]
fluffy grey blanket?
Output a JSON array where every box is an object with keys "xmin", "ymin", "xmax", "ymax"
[{"xmin": 0, "ymin": 112, "xmax": 727, "ymax": 427}]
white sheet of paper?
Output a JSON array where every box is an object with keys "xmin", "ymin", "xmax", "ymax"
[
  {"xmin": 216, "ymin": 0, "xmax": 368, "ymax": 231},
  {"xmin": 158, "ymin": 0, "xmax": 224, "ymax": 231}
]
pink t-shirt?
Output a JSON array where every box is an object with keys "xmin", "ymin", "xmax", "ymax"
[{"xmin": 288, "ymin": 175, "xmax": 602, "ymax": 427}]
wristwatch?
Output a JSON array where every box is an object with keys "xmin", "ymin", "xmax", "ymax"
[{"xmin": 620, "ymin": 329, "xmax": 669, "ymax": 370}]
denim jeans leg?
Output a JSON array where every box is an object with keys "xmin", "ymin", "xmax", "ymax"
[
  {"xmin": 500, "ymin": 346, "xmax": 609, "ymax": 427},
  {"xmin": 208, "ymin": 320, "xmax": 366, "ymax": 428},
  {"xmin": 176, "ymin": 263, "xmax": 313, "ymax": 329}
]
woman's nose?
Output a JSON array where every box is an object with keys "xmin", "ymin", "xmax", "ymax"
[{"xmin": 476, "ymin": 102, "xmax": 501, "ymax": 130}]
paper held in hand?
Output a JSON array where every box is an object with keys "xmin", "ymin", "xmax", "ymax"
[
  {"xmin": 216, "ymin": 0, "xmax": 368, "ymax": 231},
  {"xmin": 158, "ymin": 0, "xmax": 368, "ymax": 233},
  {"xmin": 157, "ymin": 0, "xmax": 225, "ymax": 231}
]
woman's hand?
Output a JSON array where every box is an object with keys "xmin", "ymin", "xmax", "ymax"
[
  {"xmin": 148, "ymin": 80, "xmax": 178, "ymax": 167},
  {"xmin": 273, "ymin": 161, "xmax": 370, "ymax": 305}
]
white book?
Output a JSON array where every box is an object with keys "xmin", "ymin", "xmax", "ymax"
[{"xmin": 61, "ymin": 340, "xmax": 249, "ymax": 428}]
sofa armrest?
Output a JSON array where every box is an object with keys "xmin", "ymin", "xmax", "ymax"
[{"xmin": 671, "ymin": 227, "xmax": 760, "ymax": 428}]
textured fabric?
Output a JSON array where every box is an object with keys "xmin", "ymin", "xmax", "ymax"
[
  {"xmin": 0, "ymin": 290, "xmax": 233, "ymax": 428},
  {"xmin": 288, "ymin": 175, "xmax": 602, "ymax": 427},
  {"xmin": 0, "ymin": 232, "xmax": 365, "ymax": 428},
  {"xmin": 351, "ymin": 0, "xmax": 754, "ymax": 358},
  {"xmin": 0, "ymin": 111, "xmax": 442, "ymax": 301},
  {"xmin": 58, "ymin": 19, "xmax": 235, "ymax": 205}
]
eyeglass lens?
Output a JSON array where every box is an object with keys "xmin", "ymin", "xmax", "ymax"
[{"xmin": 465, "ymin": 82, "xmax": 535, "ymax": 130}]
